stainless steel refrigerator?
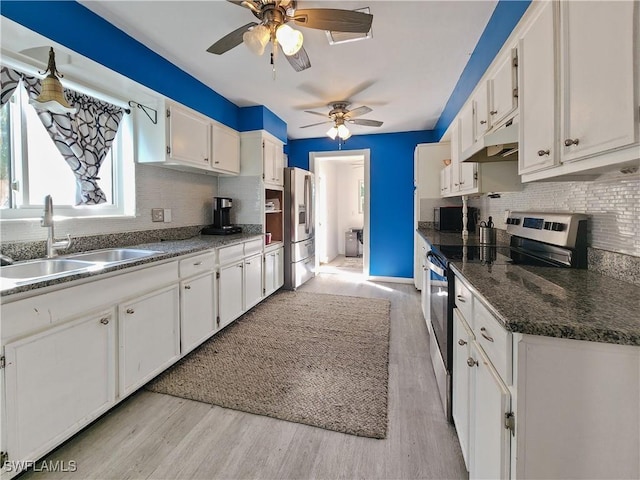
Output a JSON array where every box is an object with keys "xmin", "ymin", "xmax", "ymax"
[{"xmin": 284, "ymin": 167, "xmax": 315, "ymax": 290}]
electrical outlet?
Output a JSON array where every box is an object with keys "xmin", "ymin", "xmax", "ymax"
[
  {"xmin": 163, "ymin": 208, "xmax": 172, "ymax": 223},
  {"xmin": 151, "ymin": 208, "xmax": 164, "ymax": 222}
]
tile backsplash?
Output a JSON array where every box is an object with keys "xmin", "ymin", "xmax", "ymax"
[{"xmin": 469, "ymin": 171, "xmax": 640, "ymax": 257}]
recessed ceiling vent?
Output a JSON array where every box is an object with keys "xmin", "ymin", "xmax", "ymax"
[{"xmin": 325, "ymin": 7, "xmax": 372, "ymax": 45}]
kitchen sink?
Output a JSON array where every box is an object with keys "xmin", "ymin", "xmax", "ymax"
[
  {"xmin": 0, "ymin": 258, "xmax": 97, "ymax": 281},
  {"xmin": 65, "ymin": 248, "xmax": 161, "ymax": 264}
]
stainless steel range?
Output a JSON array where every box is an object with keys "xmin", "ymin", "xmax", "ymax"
[{"xmin": 423, "ymin": 212, "xmax": 588, "ymax": 421}]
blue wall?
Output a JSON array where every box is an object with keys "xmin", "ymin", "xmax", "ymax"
[
  {"xmin": 0, "ymin": 1, "xmax": 287, "ymax": 138},
  {"xmin": 288, "ymin": 131, "xmax": 437, "ymax": 278}
]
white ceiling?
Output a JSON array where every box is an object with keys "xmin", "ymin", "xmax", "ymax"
[{"xmin": 35, "ymin": 1, "xmax": 499, "ymax": 140}]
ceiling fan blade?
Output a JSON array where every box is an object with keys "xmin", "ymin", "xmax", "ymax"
[
  {"xmin": 304, "ymin": 110, "xmax": 329, "ymax": 117},
  {"xmin": 292, "ymin": 9, "xmax": 373, "ymax": 33},
  {"xmin": 300, "ymin": 120, "xmax": 332, "ymax": 128},
  {"xmin": 344, "ymin": 106, "xmax": 372, "ymax": 119},
  {"xmin": 348, "ymin": 119, "xmax": 383, "ymax": 127},
  {"xmin": 206, "ymin": 22, "xmax": 258, "ymax": 55},
  {"xmin": 281, "ymin": 44, "xmax": 311, "ymax": 72}
]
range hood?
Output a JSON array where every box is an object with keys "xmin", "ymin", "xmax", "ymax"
[{"xmin": 461, "ymin": 120, "xmax": 519, "ymax": 163}]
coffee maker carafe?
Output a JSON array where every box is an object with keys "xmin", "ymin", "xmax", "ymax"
[{"xmin": 201, "ymin": 197, "xmax": 242, "ymax": 235}]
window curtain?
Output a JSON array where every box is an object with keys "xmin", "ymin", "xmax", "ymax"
[{"xmin": 1, "ymin": 66, "xmax": 125, "ymax": 205}]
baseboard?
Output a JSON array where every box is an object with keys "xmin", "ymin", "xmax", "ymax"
[{"xmin": 366, "ymin": 276, "xmax": 414, "ymax": 284}]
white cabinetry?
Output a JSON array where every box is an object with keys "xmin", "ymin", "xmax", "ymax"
[
  {"xmin": 264, "ymin": 244, "xmax": 284, "ymax": 297},
  {"xmin": 211, "ymin": 122, "xmax": 240, "ymax": 174},
  {"xmin": 450, "ymin": 121, "xmax": 478, "ymax": 195},
  {"xmin": 240, "ymin": 130, "xmax": 285, "ymax": 189},
  {"xmin": 179, "ymin": 251, "xmax": 217, "ymax": 354},
  {"xmin": 489, "ymin": 48, "xmax": 518, "ymax": 128},
  {"xmin": 452, "ymin": 309, "xmax": 472, "ymax": 469},
  {"xmin": 136, "ymin": 98, "xmax": 240, "ymax": 175},
  {"xmin": 166, "ymin": 101, "xmax": 211, "ymax": 168},
  {"xmin": 519, "ymin": 1, "xmax": 639, "ymax": 180},
  {"xmin": 3, "ymin": 310, "xmax": 116, "ymax": 467},
  {"xmin": 118, "ymin": 285, "xmax": 180, "ymax": 396},
  {"xmin": 244, "ymin": 252, "xmax": 263, "ymax": 310},
  {"xmin": 218, "ymin": 259, "xmax": 244, "ymax": 328},
  {"xmin": 439, "ymin": 166, "xmax": 451, "ymax": 196}
]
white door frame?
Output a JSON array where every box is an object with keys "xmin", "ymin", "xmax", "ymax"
[{"xmin": 309, "ymin": 149, "xmax": 370, "ymax": 278}]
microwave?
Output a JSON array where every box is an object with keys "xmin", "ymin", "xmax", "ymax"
[{"xmin": 434, "ymin": 206, "xmax": 477, "ymax": 232}]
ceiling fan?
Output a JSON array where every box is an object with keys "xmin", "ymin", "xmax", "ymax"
[
  {"xmin": 206, "ymin": 0, "xmax": 373, "ymax": 72},
  {"xmin": 301, "ymin": 101, "xmax": 383, "ymax": 140}
]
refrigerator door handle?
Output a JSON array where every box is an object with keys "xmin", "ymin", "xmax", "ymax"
[{"xmin": 304, "ymin": 174, "xmax": 311, "ymax": 234}]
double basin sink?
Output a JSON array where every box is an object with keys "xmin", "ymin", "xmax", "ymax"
[{"xmin": 0, "ymin": 248, "xmax": 162, "ymax": 287}]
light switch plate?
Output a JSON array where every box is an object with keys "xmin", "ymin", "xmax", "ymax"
[{"xmin": 151, "ymin": 208, "xmax": 164, "ymax": 222}]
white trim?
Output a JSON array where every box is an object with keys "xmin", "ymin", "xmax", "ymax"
[
  {"xmin": 309, "ymin": 149, "xmax": 371, "ymax": 278},
  {"xmin": 366, "ymin": 276, "xmax": 414, "ymax": 284}
]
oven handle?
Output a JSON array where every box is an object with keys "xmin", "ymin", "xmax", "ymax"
[{"xmin": 426, "ymin": 252, "xmax": 446, "ymax": 277}]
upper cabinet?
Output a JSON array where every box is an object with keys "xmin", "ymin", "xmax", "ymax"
[
  {"xmin": 240, "ymin": 130, "xmax": 285, "ymax": 189},
  {"xmin": 489, "ymin": 48, "xmax": 518, "ymax": 128},
  {"xmin": 136, "ymin": 98, "xmax": 240, "ymax": 175},
  {"xmin": 263, "ymin": 135, "xmax": 284, "ymax": 188},
  {"xmin": 519, "ymin": 1, "xmax": 639, "ymax": 180}
]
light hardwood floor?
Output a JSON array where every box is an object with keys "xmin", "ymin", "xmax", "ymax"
[{"xmin": 22, "ymin": 273, "xmax": 467, "ymax": 480}]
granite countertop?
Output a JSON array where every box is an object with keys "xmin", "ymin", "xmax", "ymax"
[
  {"xmin": 417, "ymin": 228, "xmax": 640, "ymax": 346},
  {"xmin": 1, "ymin": 233, "xmax": 264, "ymax": 298}
]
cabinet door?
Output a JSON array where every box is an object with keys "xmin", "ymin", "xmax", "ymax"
[
  {"xmin": 457, "ymin": 162, "xmax": 477, "ymax": 194},
  {"xmin": 274, "ymin": 247, "xmax": 284, "ymax": 290},
  {"xmin": 474, "ymin": 85, "xmax": 490, "ymax": 139},
  {"xmin": 272, "ymin": 144, "xmax": 284, "ymax": 186},
  {"xmin": 452, "ymin": 309, "xmax": 473, "ymax": 469},
  {"xmin": 211, "ymin": 123, "xmax": 240, "ymax": 174},
  {"xmin": 489, "ymin": 49, "xmax": 518, "ymax": 127},
  {"xmin": 560, "ymin": 1, "xmax": 637, "ymax": 162},
  {"xmin": 263, "ymin": 138, "xmax": 279, "ymax": 186},
  {"xmin": 4, "ymin": 310, "xmax": 116, "ymax": 463},
  {"xmin": 470, "ymin": 341, "xmax": 511, "ymax": 480},
  {"xmin": 459, "ymin": 102, "xmax": 475, "ymax": 155},
  {"xmin": 440, "ymin": 166, "xmax": 451, "ymax": 196},
  {"xmin": 119, "ymin": 286, "xmax": 180, "ymax": 396},
  {"xmin": 218, "ymin": 261, "xmax": 244, "ymax": 328},
  {"xmin": 167, "ymin": 103, "xmax": 211, "ymax": 167},
  {"xmin": 519, "ymin": 1, "xmax": 557, "ymax": 174},
  {"xmin": 264, "ymin": 251, "xmax": 276, "ymax": 297},
  {"xmin": 181, "ymin": 272, "xmax": 216, "ymax": 354},
  {"xmin": 244, "ymin": 253, "xmax": 263, "ymax": 310}
]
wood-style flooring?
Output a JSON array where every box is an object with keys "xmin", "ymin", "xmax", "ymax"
[{"xmin": 21, "ymin": 273, "xmax": 468, "ymax": 480}]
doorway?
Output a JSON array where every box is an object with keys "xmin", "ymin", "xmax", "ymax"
[{"xmin": 309, "ymin": 149, "xmax": 370, "ymax": 278}]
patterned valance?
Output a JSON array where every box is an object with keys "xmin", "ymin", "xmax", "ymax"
[{"xmin": 1, "ymin": 66, "xmax": 125, "ymax": 205}]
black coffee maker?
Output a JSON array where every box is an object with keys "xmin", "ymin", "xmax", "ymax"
[{"xmin": 201, "ymin": 197, "xmax": 242, "ymax": 235}]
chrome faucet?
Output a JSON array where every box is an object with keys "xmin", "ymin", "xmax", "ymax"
[{"xmin": 41, "ymin": 195, "xmax": 71, "ymax": 258}]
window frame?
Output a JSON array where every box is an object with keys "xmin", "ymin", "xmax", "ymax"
[{"xmin": 0, "ymin": 77, "xmax": 135, "ymax": 221}]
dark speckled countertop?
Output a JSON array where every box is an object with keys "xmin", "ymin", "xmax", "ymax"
[
  {"xmin": 1, "ymin": 233, "xmax": 264, "ymax": 298},
  {"xmin": 418, "ymin": 228, "xmax": 640, "ymax": 346}
]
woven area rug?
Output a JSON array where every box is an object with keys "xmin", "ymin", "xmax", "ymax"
[{"xmin": 146, "ymin": 290, "xmax": 391, "ymax": 438}]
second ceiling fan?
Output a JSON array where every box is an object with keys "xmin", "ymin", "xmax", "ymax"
[
  {"xmin": 206, "ymin": 0, "xmax": 373, "ymax": 72},
  {"xmin": 301, "ymin": 101, "xmax": 383, "ymax": 140}
]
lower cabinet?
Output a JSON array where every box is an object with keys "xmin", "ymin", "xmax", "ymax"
[
  {"xmin": 3, "ymin": 310, "xmax": 116, "ymax": 465},
  {"xmin": 452, "ymin": 309, "xmax": 473, "ymax": 469},
  {"xmin": 180, "ymin": 271, "xmax": 217, "ymax": 354},
  {"xmin": 244, "ymin": 252, "xmax": 263, "ymax": 310},
  {"xmin": 218, "ymin": 260, "xmax": 245, "ymax": 328},
  {"xmin": 118, "ymin": 285, "xmax": 180, "ymax": 397},
  {"xmin": 264, "ymin": 246, "xmax": 284, "ymax": 297}
]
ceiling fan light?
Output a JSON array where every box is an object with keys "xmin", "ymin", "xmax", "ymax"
[
  {"xmin": 326, "ymin": 126, "xmax": 338, "ymax": 140},
  {"xmin": 337, "ymin": 124, "xmax": 351, "ymax": 140},
  {"xmin": 276, "ymin": 24, "xmax": 303, "ymax": 56},
  {"xmin": 243, "ymin": 25, "xmax": 270, "ymax": 56}
]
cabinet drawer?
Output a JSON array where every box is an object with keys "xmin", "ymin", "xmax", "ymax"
[
  {"xmin": 474, "ymin": 300, "xmax": 512, "ymax": 385},
  {"xmin": 244, "ymin": 238, "xmax": 263, "ymax": 256},
  {"xmin": 179, "ymin": 251, "xmax": 216, "ymax": 278},
  {"xmin": 454, "ymin": 276, "xmax": 473, "ymax": 324},
  {"xmin": 218, "ymin": 243, "xmax": 245, "ymax": 266}
]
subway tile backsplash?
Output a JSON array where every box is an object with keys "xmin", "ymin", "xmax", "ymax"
[{"xmin": 469, "ymin": 171, "xmax": 640, "ymax": 257}]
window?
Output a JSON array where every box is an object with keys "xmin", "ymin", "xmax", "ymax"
[{"xmin": 0, "ymin": 84, "xmax": 134, "ymax": 219}]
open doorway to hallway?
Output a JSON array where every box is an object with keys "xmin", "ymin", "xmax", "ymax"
[{"xmin": 310, "ymin": 149, "xmax": 370, "ymax": 278}]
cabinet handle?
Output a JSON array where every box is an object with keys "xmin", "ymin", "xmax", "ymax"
[
  {"xmin": 537, "ymin": 149, "xmax": 550, "ymax": 156},
  {"xmin": 456, "ymin": 295, "xmax": 466, "ymax": 303},
  {"xmin": 479, "ymin": 120, "xmax": 487, "ymax": 125},
  {"xmin": 215, "ymin": 161, "xmax": 220, "ymax": 164},
  {"xmin": 467, "ymin": 357, "xmax": 478, "ymax": 367},
  {"xmin": 454, "ymin": 183, "xmax": 459, "ymax": 187},
  {"xmin": 126, "ymin": 308, "xmax": 134, "ymax": 314},
  {"xmin": 184, "ymin": 285, "xmax": 191, "ymax": 290},
  {"xmin": 480, "ymin": 327, "xmax": 494, "ymax": 342},
  {"xmin": 459, "ymin": 180, "xmax": 465, "ymax": 185},
  {"xmin": 193, "ymin": 262, "xmax": 202, "ymax": 266},
  {"xmin": 246, "ymin": 261, "xmax": 251, "ymax": 265},
  {"xmin": 490, "ymin": 110, "xmax": 498, "ymax": 115},
  {"xmin": 458, "ymin": 339, "xmax": 467, "ymax": 346},
  {"xmin": 204, "ymin": 158, "xmax": 209, "ymax": 163},
  {"xmin": 100, "ymin": 317, "xmax": 109, "ymax": 325},
  {"xmin": 564, "ymin": 138, "xmax": 579, "ymax": 147},
  {"xmin": 238, "ymin": 264, "xmax": 244, "ymax": 268}
]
